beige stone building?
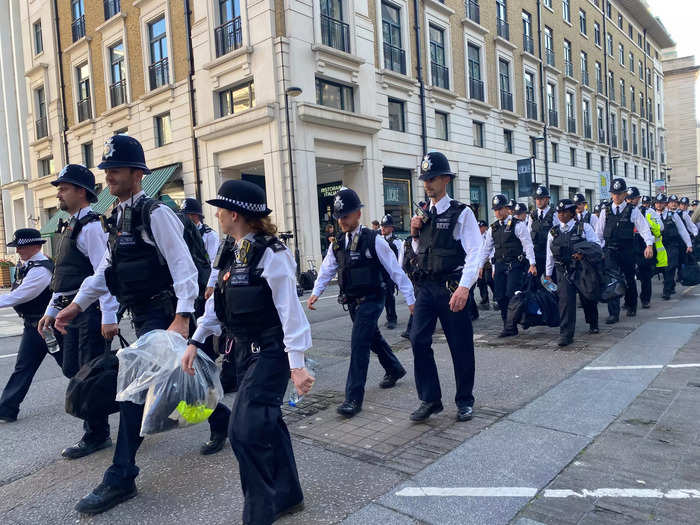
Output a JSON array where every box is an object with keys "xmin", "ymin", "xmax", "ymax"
[{"xmin": 662, "ymin": 53, "xmax": 700, "ymax": 199}]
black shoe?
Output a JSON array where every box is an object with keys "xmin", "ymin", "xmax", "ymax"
[
  {"xmin": 456, "ymin": 406, "xmax": 473, "ymax": 422},
  {"xmin": 605, "ymin": 315, "xmax": 619, "ymax": 325},
  {"xmin": 274, "ymin": 500, "xmax": 305, "ymax": 521},
  {"xmin": 75, "ymin": 482, "xmax": 137, "ymax": 515},
  {"xmin": 641, "ymin": 302, "xmax": 650, "ymax": 309},
  {"xmin": 558, "ymin": 336, "xmax": 573, "ymax": 347},
  {"xmin": 400, "ymin": 330, "xmax": 410, "ymax": 339},
  {"xmin": 479, "ymin": 302, "xmax": 490, "ymax": 311},
  {"xmin": 200, "ymin": 432, "xmax": 227, "ymax": 455},
  {"xmin": 410, "ymin": 401, "xmax": 443, "ymax": 422},
  {"xmin": 379, "ymin": 368, "xmax": 406, "ymax": 389},
  {"xmin": 385, "ymin": 320, "xmax": 397, "ymax": 330},
  {"xmin": 498, "ymin": 329, "xmax": 518, "ymax": 338},
  {"xmin": 662, "ymin": 294, "xmax": 670, "ymax": 301},
  {"xmin": 589, "ymin": 326, "xmax": 600, "ymax": 334},
  {"xmin": 61, "ymin": 438, "xmax": 112, "ymax": 460},
  {"xmin": 626, "ymin": 308, "xmax": 636, "ymax": 317},
  {"xmin": 0, "ymin": 414, "xmax": 17, "ymax": 423},
  {"xmin": 336, "ymin": 401, "xmax": 362, "ymax": 418}
]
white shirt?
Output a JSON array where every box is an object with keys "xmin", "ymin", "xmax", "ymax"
[
  {"xmin": 74, "ymin": 191, "xmax": 199, "ymax": 314},
  {"xmin": 192, "ymin": 233, "xmax": 312, "ymax": 369},
  {"xmin": 595, "ymin": 201, "xmax": 655, "ymax": 247},
  {"xmin": 384, "ymin": 235, "xmax": 404, "ymax": 268},
  {"xmin": 478, "ymin": 216, "xmax": 536, "ymax": 268},
  {"xmin": 0, "ymin": 253, "xmax": 52, "ymax": 309},
  {"xmin": 545, "ymin": 219, "xmax": 601, "ymax": 276},
  {"xmin": 577, "ymin": 210, "xmax": 599, "ymax": 230},
  {"xmin": 199, "ymin": 223, "xmax": 221, "ymax": 288},
  {"xmin": 680, "ymin": 210, "xmax": 699, "ymax": 236},
  {"xmin": 313, "ymin": 224, "xmax": 416, "ymax": 305},
  {"xmin": 45, "ymin": 206, "xmax": 120, "ymax": 324},
  {"xmin": 526, "ymin": 205, "xmax": 561, "ymax": 230},
  {"xmin": 410, "ymin": 194, "xmax": 483, "ymax": 289},
  {"xmin": 659, "ymin": 210, "xmax": 693, "ymax": 248}
]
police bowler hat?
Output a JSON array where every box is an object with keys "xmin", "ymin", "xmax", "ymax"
[
  {"xmin": 419, "ymin": 152, "xmax": 456, "ymax": 180},
  {"xmin": 679, "ymin": 196, "xmax": 690, "ymax": 205},
  {"xmin": 7, "ymin": 228, "xmax": 46, "ymax": 248},
  {"xmin": 514, "ymin": 202, "xmax": 528, "ymax": 215},
  {"xmin": 534, "ymin": 186, "xmax": 550, "ymax": 198},
  {"xmin": 506, "ymin": 198, "xmax": 517, "ymax": 209},
  {"xmin": 626, "ymin": 186, "xmax": 641, "ymax": 199},
  {"xmin": 51, "ymin": 164, "xmax": 99, "ymax": 203},
  {"xmin": 380, "ymin": 214, "xmax": 394, "ymax": 226},
  {"xmin": 206, "ymin": 180, "xmax": 272, "ymax": 218},
  {"xmin": 180, "ymin": 198, "xmax": 204, "ymax": 217},
  {"xmin": 491, "ymin": 194, "xmax": 509, "ymax": 210},
  {"xmin": 98, "ymin": 135, "xmax": 151, "ymax": 174},
  {"xmin": 477, "ymin": 220, "xmax": 488, "ymax": 228},
  {"xmin": 641, "ymin": 195, "xmax": 652, "ymax": 205},
  {"xmin": 572, "ymin": 193, "xmax": 586, "ymax": 205},
  {"xmin": 668, "ymin": 194, "xmax": 679, "ymax": 202},
  {"xmin": 331, "ymin": 187, "xmax": 363, "ymax": 219},
  {"xmin": 556, "ymin": 199, "xmax": 577, "ymax": 213},
  {"xmin": 655, "ymin": 193, "xmax": 668, "ymax": 203},
  {"xmin": 610, "ymin": 178, "xmax": 627, "ymax": 194}
]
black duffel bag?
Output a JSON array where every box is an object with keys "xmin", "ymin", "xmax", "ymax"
[
  {"xmin": 680, "ymin": 253, "xmax": 700, "ymax": 286},
  {"xmin": 65, "ymin": 333, "xmax": 129, "ymax": 420},
  {"xmin": 600, "ymin": 268, "xmax": 626, "ymax": 303}
]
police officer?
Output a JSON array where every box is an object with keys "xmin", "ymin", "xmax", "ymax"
[
  {"xmin": 506, "ymin": 198, "xmax": 517, "ymax": 215},
  {"xmin": 0, "ymin": 230, "xmax": 61, "ymax": 423},
  {"xmin": 573, "ymin": 193, "xmax": 599, "ymax": 230},
  {"xmin": 627, "ymin": 188, "xmax": 655, "ymax": 309},
  {"xmin": 35, "ymin": 165, "xmax": 118, "ymax": 459},
  {"xmin": 479, "ymin": 194, "xmax": 537, "ymax": 337},
  {"xmin": 528, "ymin": 186, "xmax": 560, "ymax": 276},
  {"xmin": 654, "ymin": 193, "xmax": 693, "ymax": 299},
  {"xmin": 54, "ymin": 135, "xmax": 231, "ymax": 514},
  {"xmin": 408, "ymin": 152, "xmax": 482, "ymax": 422},
  {"xmin": 181, "ymin": 198, "xmax": 220, "ymax": 269},
  {"xmin": 380, "ymin": 214, "xmax": 403, "ymax": 329},
  {"xmin": 595, "ymin": 179, "xmax": 655, "ymax": 323},
  {"xmin": 672, "ymin": 196, "xmax": 698, "ymax": 238},
  {"xmin": 184, "ymin": 180, "xmax": 312, "ymax": 525},
  {"xmin": 308, "ymin": 188, "xmax": 413, "ymax": 418},
  {"xmin": 476, "ymin": 220, "xmax": 494, "ymax": 309},
  {"xmin": 513, "ymin": 202, "xmax": 529, "ymax": 222},
  {"xmin": 545, "ymin": 199, "xmax": 602, "ymax": 346}
]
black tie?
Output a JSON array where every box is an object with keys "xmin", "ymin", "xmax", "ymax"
[
  {"xmin": 540, "ymin": 210, "xmax": 543, "ymax": 220},
  {"xmin": 429, "ymin": 206, "xmax": 438, "ymax": 220}
]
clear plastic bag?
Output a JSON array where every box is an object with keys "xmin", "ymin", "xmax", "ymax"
[{"xmin": 114, "ymin": 330, "xmax": 224, "ymax": 436}]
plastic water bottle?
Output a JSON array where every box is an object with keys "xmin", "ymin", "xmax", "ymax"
[
  {"xmin": 42, "ymin": 327, "xmax": 60, "ymax": 354},
  {"xmin": 541, "ymin": 275, "xmax": 558, "ymax": 293},
  {"xmin": 288, "ymin": 358, "xmax": 318, "ymax": 407}
]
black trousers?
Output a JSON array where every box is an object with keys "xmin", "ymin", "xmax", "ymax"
[
  {"xmin": 534, "ymin": 253, "xmax": 547, "ymax": 279},
  {"xmin": 556, "ymin": 266, "xmax": 598, "ymax": 340},
  {"xmin": 409, "ymin": 281, "xmax": 475, "ymax": 408},
  {"xmin": 604, "ymin": 247, "xmax": 637, "ymax": 317},
  {"xmin": 0, "ymin": 319, "xmax": 62, "ymax": 419},
  {"xmin": 228, "ymin": 338, "xmax": 303, "ymax": 525},
  {"xmin": 494, "ymin": 260, "xmax": 527, "ymax": 324},
  {"xmin": 55, "ymin": 304, "xmax": 110, "ymax": 443},
  {"xmin": 103, "ymin": 305, "xmax": 231, "ymax": 489},
  {"xmin": 345, "ymin": 296, "xmax": 404, "ymax": 404},
  {"xmin": 477, "ymin": 264, "xmax": 494, "ymax": 303},
  {"xmin": 635, "ymin": 249, "xmax": 654, "ymax": 304},
  {"xmin": 664, "ymin": 241, "xmax": 682, "ymax": 296},
  {"xmin": 384, "ymin": 283, "xmax": 397, "ymax": 323}
]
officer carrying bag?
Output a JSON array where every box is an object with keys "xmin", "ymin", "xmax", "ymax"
[
  {"xmin": 599, "ymin": 268, "xmax": 626, "ymax": 303},
  {"xmin": 680, "ymin": 253, "xmax": 700, "ymax": 286}
]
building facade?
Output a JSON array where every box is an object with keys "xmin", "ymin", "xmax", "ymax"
[{"xmin": 662, "ymin": 53, "xmax": 700, "ymax": 199}]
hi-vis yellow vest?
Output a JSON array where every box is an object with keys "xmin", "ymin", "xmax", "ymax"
[{"xmin": 646, "ymin": 212, "xmax": 667, "ymax": 268}]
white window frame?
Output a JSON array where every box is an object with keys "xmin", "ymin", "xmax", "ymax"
[
  {"xmin": 425, "ymin": 12, "xmax": 453, "ymax": 91},
  {"xmin": 138, "ymin": 4, "xmax": 175, "ymax": 94},
  {"xmin": 375, "ymin": 0, "xmax": 412, "ymax": 76}
]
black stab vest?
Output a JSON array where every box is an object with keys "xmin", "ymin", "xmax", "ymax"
[
  {"xmin": 550, "ymin": 221, "xmax": 585, "ymax": 266},
  {"xmin": 530, "ymin": 207, "xmax": 555, "ymax": 253},
  {"xmin": 491, "ymin": 217, "xmax": 524, "ymax": 263},
  {"xmin": 662, "ymin": 211, "xmax": 680, "ymax": 243},
  {"xmin": 603, "ymin": 203, "xmax": 634, "ymax": 249},
  {"xmin": 51, "ymin": 212, "xmax": 100, "ymax": 294},
  {"xmin": 414, "ymin": 201, "xmax": 467, "ymax": 280},
  {"xmin": 13, "ymin": 259, "xmax": 54, "ymax": 321},
  {"xmin": 333, "ymin": 228, "xmax": 385, "ymax": 299}
]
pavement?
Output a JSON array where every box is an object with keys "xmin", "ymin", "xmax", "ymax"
[{"xmin": 0, "ymin": 281, "xmax": 698, "ymax": 524}]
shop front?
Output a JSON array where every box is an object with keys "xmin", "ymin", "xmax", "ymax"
[
  {"xmin": 317, "ymin": 181, "xmax": 343, "ymax": 253},
  {"xmin": 469, "ymin": 176, "xmax": 488, "ymax": 221},
  {"xmin": 382, "ymin": 168, "xmax": 413, "ymax": 237}
]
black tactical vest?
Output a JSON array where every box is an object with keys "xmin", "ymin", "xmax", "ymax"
[
  {"xmin": 550, "ymin": 221, "xmax": 585, "ymax": 266},
  {"xmin": 384, "ymin": 234, "xmax": 399, "ymax": 259},
  {"xmin": 402, "ymin": 238, "xmax": 418, "ymax": 282},
  {"xmin": 603, "ymin": 203, "xmax": 634, "ymax": 248},
  {"xmin": 13, "ymin": 259, "xmax": 54, "ymax": 321},
  {"xmin": 198, "ymin": 223, "xmax": 213, "ymax": 238},
  {"xmin": 414, "ymin": 200, "xmax": 467, "ymax": 280},
  {"xmin": 580, "ymin": 211, "xmax": 591, "ymax": 224},
  {"xmin": 104, "ymin": 197, "xmax": 174, "ymax": 306},
  {"xmin": 530, "ymin": 207, "xmax": 555, "ymax": 253},
  {"xmin": 333, "ymin": 228, "xmax": 386, "ymax": 299},
  {"xmin": 491, "ymin": 217, "xmax": 524, "ymax": 263},
  {"xmin": 213, "ymin": 234, "xmax": 283, "ymax": 337},
  {"xmin": 51, "ymin": 212, "xmax": 100, "ymax": 294},
  {"xmin": 662, "ymin": 211, "xmax": 680, "ymax": 243}
]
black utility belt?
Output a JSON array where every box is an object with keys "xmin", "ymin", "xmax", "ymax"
[
  {"xmin": 125, "ymin": 290, "xmax": 175, "ymax": 315},
  {"xmin": 495, "ymin": 255, "xmax": 526, "ymax": 268},
  {"xmin": 232, "ymin": 326, "xmax": 284, "ymax": 353},
  {"xmin": 338, "ymin": 292, "xmax": 383, "ymax": 306},
  {"xmin": 53, "ymin": 294, "xmax": 76, "ymax": 309}
]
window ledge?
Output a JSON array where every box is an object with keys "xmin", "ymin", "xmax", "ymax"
[
  {"xmin": 461, "ymin": 17, "xmax": 489, "ymax": 36},
  {"xmin": 195, "ymin": 104, "xmax": 276, "ymax": 141},
  {"xmin": 378, "ymin": 69, "xmax": 419, "ymax": 96},
  {"xmin": 296, "ymin": 102, "xmax": 382, "ymax": 135},
  {"xmin": 30, "ymin": 136, "xmax": 51, "ymax": 148},
  {"xmin": 581, "ymin": 82, "xmax": 594, "ymax": 93},
  {"xmin": 494, "ymin": 35, "xmax": 517, "ymax": 51},
  {"xmin": 564, "ymin": 74, "xmax": 579, "ymax": 86},
  {"xmin": 544, "ymin": 63, "xmax": 562, "ymax": 76},
  {"xmin": 498, "ymin": 108, "xmax": 520, "ymax": 126},
  {"xmin": 521, "ymin": 49, "xmax": 541, "ymax": 64},
  {"xmin": 466, "ymin": 98, "xmax": 493, "ymax": 119},
  {"xmin": 96, "ymin": 12, "xmax": 126, "ymax": 33},
  {"xmin": 428, "ymin": 86, "xmax": 459, "ymax": 109},
  {"xmin": 202, "ymin": 46, "xmax": 254, "ymax": 89},
  {"xmin": 424, "ymin": 0, "xmax": 454, "ymax": 17},
  {"xmin": 25, "ymin": 62, "xmax": 49, "ymax": 78},
  {"xmin": 137, "ymin": 82, "xmax": 180, "ymax": 111},
  {"xmin": 64, "ymin": 35, "xmax": 91, "ymax": 55}
]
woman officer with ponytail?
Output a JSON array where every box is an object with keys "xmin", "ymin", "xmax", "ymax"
[{"xmin": 183, "ymin": 180, "xmax": 313, "ymax": 525}]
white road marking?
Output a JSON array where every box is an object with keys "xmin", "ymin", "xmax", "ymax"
[
  {"xmin": 395, "ymin": 487, "xmax": 700, "ymax": 499},
  {"xmin": 584, "ymin": 363, "xmax": 700, "ymax": 371},
  {"xmin": 0, "ymin": 353, "xmax": 18, "ymax": 359},
  {"xmin": 657, "ymin": 315, "xmax": 700, "ymax": 320}
]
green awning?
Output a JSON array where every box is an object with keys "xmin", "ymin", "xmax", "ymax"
[{"xmin": 41, "ymin": 163, "xmax": 181, "ymax": 235}]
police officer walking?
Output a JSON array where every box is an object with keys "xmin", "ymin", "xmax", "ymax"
[
  {"xmin": 380, "ymin": 214, "xmax": 403, "ymax": 329},
  {"xmin": 654, "ymin": 193, "xmax": 693, "ymax": 299},
  {"xmin": 573, "ymin": 193, "xmax": 599, "ymax": 230},
  {"xmin": 626, "ymin": 187, "xmax": 655, "ymax": 309},
  {"xmin": 54, "ymin": 135, "xmax": 231, "ymax": 514},
  {"xmin": 479, "ymin": 194, "xmax": 537, "ymax": 337},
  {"xmin": 308, "ymin": 188, "xmax": 412, "ymax": 417},
  {"xmin": 595, "ymin": 179, "xmax": 655, "ymax": 322},
  {"xmin": 528, "ymin": 186, "xmax": 560, "ymax": 277},
  {"xmin": 35, "ymin": 164, "xmax": 119, "ymax": 460},
  {"xmin": 408, "ymin": 152, "xmax": 482, "ymax": 422},
  {"xmin": 0, "ymin": 229, "xmax": 61, "ymax": 423},
  {"xmin": 513, "ymin": 202, "xmax": 529, "ymax": 222},
  {"xmin": 476, "ymin": 220, "xmax": 495, "ymax": 309},
  {"xmin": 184, "ymin": 180, "xmax": 313, "ymax": 525},
  {"xmin": 545, "ymin": 199, "xmax": 602, "ymax": 346}
]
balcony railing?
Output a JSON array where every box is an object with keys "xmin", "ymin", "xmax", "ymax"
[
  {"xmin": 526, "ymin": 100, "xmax": 537, "ymax": 120},
  {"xmin": 609, "ymin": 86, "xmax": 615, "ymax": 101},
  {"xmin": 581, "ymin": 70, "xmax": 589, "ymax": 86},
  {"xmin": 77, "ymin": 98, "xmax": 91, "ymax": 122},
  {"xmin": 546, "ymin": 49, "xmax": 556, "ymax": 67},
  {"xmin": 35, "ymin": 116, "xmax": 48, "ymax": 139},
  {"xmin": 565, "ymin": 60, "xmax": 574, "ymax": 77},
  {"xmin": 104, "ymin": 0, "xmax": 120, "ymax": 19},
  {"xmin": 597, "ymin": 80, "xmax": 603, "ymax": 94},
  {"xmin": 642, "ymin": 146, "xmax": 647, "ymax": 158},
  {"xmin": 497, "ymin": 18, "xmax": 509, "ymax": 40},
  {"xmin": 148, "ymin": 57, "xmax": 169, "ymax": 90},
  {"xmin": 71, "ymin": 15, "xmax": 85, "ymax": 42},
  {"xmin": 383, "ymin": 42, "xmax": 406, "ymax": 75},
  {"xmin": 598, "ymin": 128, "xmax": 605, "ymax": 143},
  {"xmin": 621, "ymin": 95, "xmax": 626, "ymax": 107},
  {"xmin": 321, "ymin": 14, "xmax": 350, "ymax": 53},
  {"xmin": 500, "ymin": 90, "xmax": 513, "ymax": 111},
  {"xmin": 623, "ymin": 138, "xmax": 629, "ymax": 151},
  {"xmin": 651, "ymin": 149, "xmax": 655, "ymax": 160},
  {"xmin": 215, "ymin": 17, "xmax": 243, "ymax": 57},
  {"xmin": 469, "ymin": 77, "xmax": 484, "ymax": 101},
  {"xmin": 466, "ymin": 0, "xmax": 480, "ymax": 24},
  {"xmin": 549, "ymin": 109, "xmax": 558, "ymax": 127},
  {"xmin": 431, "ymin": 61, "xmax": 449, "ymax": 89},
  {"xmin": 109, "ymin": 79, "xmax": 126, "ymax": 108},
  {"xmin": 631, "ymin": 100, "xmax": 636, "ymax": 113},
  {"xmin": 567, "ymin": 117, "xmax": 576, "ymax": 133},
  {"xmin": 611, "ymin": 134, "xmax": 618, "ymax": 148},
  {"xmin": 523, "ymin": 35, "xmax": 534, "ymax": 54},
  {"xmin": 584, "ymin": 123, "xmax": 592, "ymax": 139},
  {"xmin": 633, "ymin": 143, "xmax": 638, "ymax": 155}
]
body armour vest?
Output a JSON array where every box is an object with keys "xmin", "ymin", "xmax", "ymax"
[
  {"xmin": 213, "ymin": 234, "xmax": 284, "ymax": 337},
  {"xmin": 550, "ymin": 221, "xmax": 585, "ymax": 266},
  {"xmin": 530, "ymin": 207, "xmax": 555, "ymax": 253},
  {"xmin": 199, "ymin": 224, "xmax": 213, "ymax": 238},
  {"xmin": 491, "ymin": 217, "xmax": 524, "ymax": 263},
  {"xmin": 414, "ymin": 201, "xmax": 467, "ymax": 280},
  {"xmin": 51, "ymin": 212, "xmax": 100, "ymax": 294},
  {"xmin": 384, "ymin": 234, "xmax": 399, "ymax": 259},
  {"xmin": 13, "ymin": 259, "xmax": 54, "ymax": 320},
  {"xmin": 333, "ymin": 228, "xmax": 386, "ymax": 299},
  {"xmin": 580, "ymin": 211, "xmax": 591, "ymax": 224},
  {"xmin": 662, "ymin": 212, "xmax": 680, "ymax": 243},
  {"xmin": 104, "ymin": 197, "xmax": 174, "ymax": 306},
  {"xmin": 603, "ymin": 203, "xmax": 635, "ymax": 248}
]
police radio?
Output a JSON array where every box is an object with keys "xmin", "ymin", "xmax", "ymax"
[{"xmin": 413, "ymin": 201, "xmax": 429, "ymax": 223}]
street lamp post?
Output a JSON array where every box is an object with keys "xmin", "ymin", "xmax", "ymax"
[{"xmin": 284, "ymin": 85, "xmax": 303, "ymax": 277}]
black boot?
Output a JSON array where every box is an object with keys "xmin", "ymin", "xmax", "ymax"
[
  {"xmin": 409, "ymin": 401, "xmax": 443, "ymax": 422},
  {"xmin": 75, "ymin": 482, "xmax": 137, "ymax": 515},
  {"xmin": 379, "ymin": 368, "xmax": 406, "ymax": 389},
  {"xmin": 336, "ymin": 400, "xmax": 362, "ymax": 418},
  {"xmin": 200, "ymin": 432, "xmax": 227, "ymax": 455},
  {"xmin": 61, "ymin": 437, "xmax": 112, "ymax": 460}
]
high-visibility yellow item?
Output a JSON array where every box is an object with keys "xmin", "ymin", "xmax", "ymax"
[
  {"xmin": 176, "ymin": 401, "xmax": 214, "ymax": 424},
  {"xmin": 646, "ymin": 213, "xmax": 667, "ymax": 268}
]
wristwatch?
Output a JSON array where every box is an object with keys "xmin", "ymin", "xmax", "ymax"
[{"xmin": 187, "ymin": 338, "xmax": 206, "ymax": 350}]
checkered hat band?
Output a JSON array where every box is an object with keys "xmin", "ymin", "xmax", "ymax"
[
  {"xmin": 216, "ymin": 195, "xmax": 267, "ymax": 213},
  {"xmin": 15, "ymin": 237, "xmax": 42, "ymax": 245}
]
